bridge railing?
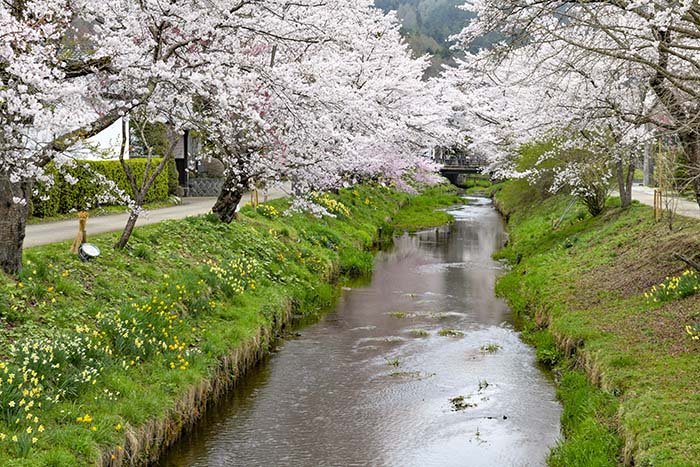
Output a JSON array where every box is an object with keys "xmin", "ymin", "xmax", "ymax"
[
  {"xmin": 432, "ymin": 147, "xmax": 488, "ymax": 169},
  {"xmin": 436, "ymin": 155, "xmax": 485, "ymax": 168}
]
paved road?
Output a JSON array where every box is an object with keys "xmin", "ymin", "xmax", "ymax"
[
  {"xmin": 24, "ymin": 184, "xmax": 291, "ymax": 248},
  {"xmin": 630, "ymin": 184, "xmax": 699, "ymax": 219}
]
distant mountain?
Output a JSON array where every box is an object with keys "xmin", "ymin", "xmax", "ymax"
[{"xmin": 374, "ymin": 0, "xmax": 491, "ymax": 76}]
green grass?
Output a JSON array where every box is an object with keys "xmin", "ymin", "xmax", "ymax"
[
  {"xmin": 549, "ymin": 371, "xmax": 622, "ymax": 467},
  {"xmin": 391, "ymin": 184, "xmax": 463, "ymax": 232},
  {"xmin": 0, "ymin": 183, "xmax": 462, "ymax": 466},
  {"xmin": 494, "ymin": 180, "xmax": 700, "ymax": 466}
]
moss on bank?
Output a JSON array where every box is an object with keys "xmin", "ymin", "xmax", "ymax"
[
  {"xmin": 493, "ymin": 181, "xmax": 700, "ymax": 466},
  {"xmin": 0, "ymin": 183, "xmax": 459, "ymax": 466}
]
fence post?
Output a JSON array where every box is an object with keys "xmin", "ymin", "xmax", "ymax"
[
  {"xmin": 70, "ymin": 212, "xmax": 88, "ymax": 254},
  {"xmin": 654, "ymin": 189, "xmax": 663, "ymax": 222}
]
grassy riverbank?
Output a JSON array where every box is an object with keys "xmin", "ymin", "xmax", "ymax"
[
  {"xmin": 0, "ymin": 184, "xmax": 459, "ymax": 466},
  {"xmin": 493, "ymin": 181, "xmax": 700, "ymax": 466}
]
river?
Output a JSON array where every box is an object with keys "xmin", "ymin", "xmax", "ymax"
[{"xmin": 157, "ymin": 197, "xmax": 562, "ymax": 467}]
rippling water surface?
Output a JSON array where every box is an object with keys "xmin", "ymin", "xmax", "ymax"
[{"xmin": 157, "ymin": 197, "xmax": 561, "ymax": 467}]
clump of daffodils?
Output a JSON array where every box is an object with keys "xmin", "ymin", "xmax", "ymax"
[
  {"xmin": 685, "ymin": 325, "xmax": 700, "ymax": 341},
  {"xmin": 205, "ymin": 256, "xmax": 259, "ymax": 297},
  {"xmin": 645, "ymin": 269, "xmax": 700, "ymax": 303},
  {"xmin": 645, "ymin": 270, "xmax": 700, "ymax": 343},
  {"xmin": 97, "ymin": 292, "xmax": 195, "ymax": 370},
  {"xmin": 0, "ymin": 363, "xmax": 45, "ymax": 457},
  {"xmin": 295, "ymin": 248, "xmax": 329, "ymax": 275},
  {"xmin": 11, "ymin": 333, "xmax": 106, "ymax": 400},
  {"xmin": 256, "ymin": 204, "xmax": 279, "ymax": 219},
  {"xmin": 313, "ymin": 193, "xmax": 351, "ymax": 218}
]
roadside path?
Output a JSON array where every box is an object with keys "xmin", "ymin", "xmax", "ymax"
[
  {"xmin": 630, "ymin": 185, "xmax": 700, "ymax": 219},
  {"xmin": 24, "ymin": 184, "xmax": 291, "ymax": 248}
]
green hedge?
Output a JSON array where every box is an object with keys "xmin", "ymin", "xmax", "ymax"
[{"xmin": 32, "ymin": 159, "xmax": 170, "ymax": 218}]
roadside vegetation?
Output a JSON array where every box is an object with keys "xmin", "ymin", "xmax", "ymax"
[
  {"xmin": 0, "ymin": 184, "xmax": 459, "ymax": 466},
  {"xmin": 30, "ymin": 159, "xmax": 175, "ymax": 220},
  {"xmin": 493, "ymin": 180, "xmax": 700, "ymax": 466}
]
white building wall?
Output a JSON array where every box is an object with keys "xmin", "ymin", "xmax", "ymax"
[{"xmin": 73, "ymin": 117, "xmax": 130, "ymax": 160}]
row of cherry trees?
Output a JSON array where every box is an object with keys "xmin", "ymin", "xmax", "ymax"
[
  {"xmin": 448, "ymin": 0, "xmax": 700, "ymax": 214},
  {"xmin": 0, "ymin": 0, "xmax": 457, "ymax": 274}
]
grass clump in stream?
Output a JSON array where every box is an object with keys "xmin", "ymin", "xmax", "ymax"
[
  {"xmin": 438, "ymin": 328, "xmax": 464, "ymax": 337},
  {"xmin": 389, "ymin": 371, "xmax": 421, "ymax": 378},
  {"xmin": 392, "ymin": 184, "xmax": 463, "ymax": 232},
  {"xmin": 449, "ymin": 396, "xmax": 477, "ymax": 411},
  {"xmin": 480, "ymin": 344, "xmax": 501, "ymax": 353}
]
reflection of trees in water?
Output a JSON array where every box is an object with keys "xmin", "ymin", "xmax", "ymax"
[{"xmin": 419, "ymin": 209, "xmax": 511, "ymax": 325}]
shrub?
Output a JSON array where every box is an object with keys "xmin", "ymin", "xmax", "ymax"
[
  {"xmin": 167, "ymin": 158, "xmax": 179, "ymax": 195},
  {"xmin": 515, "ymin": 137, "xmax": 613, "ymax": 217},
  {"xmin": 31, "ymin": 159, "xmax": 170, "ymax": 218},
  {"xmin": 516, "ymin": 140, "xmax": 560, "ymax": 199}
]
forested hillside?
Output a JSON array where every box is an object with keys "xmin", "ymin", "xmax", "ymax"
[{"xmin": 375, "ymin": 0, "xmax": 485, "ymax": 76}]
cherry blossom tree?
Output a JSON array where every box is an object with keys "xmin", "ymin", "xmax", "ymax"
[
  {"xmin": 185, "ymin": 1, "xmax": 455, "ymax": 222},
  {"xmin": 445, "ymin": 34, "xmax": 654, "ymax": 212},
  {"xmin": 1, "ymin": 0, "xmax": 456, "ymax": 271},
  {"xmin": 455, "ymin": 0, "xmax": 700, "ymax": 208},
  {"xmin": 0, "ymin": 0, "xmax": 291, "ymax": 263},
  {"xmin": 0, "ymin": 1, "xmax": 124, "ymax": 274}
]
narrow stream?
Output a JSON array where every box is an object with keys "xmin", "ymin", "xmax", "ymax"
[{"xmin": 158, "ymin": 197, "xmax": 561, "ymax": 467}]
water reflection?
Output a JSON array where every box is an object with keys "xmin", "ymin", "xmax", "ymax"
[{"xmin": 157, "ymin": 198, "xmax": 561, "ymax": 467}]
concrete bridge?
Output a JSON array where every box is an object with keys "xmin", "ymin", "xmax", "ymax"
[{"xmin": 433, "ymin": 148, "xmax": 487, "ymax": 184}]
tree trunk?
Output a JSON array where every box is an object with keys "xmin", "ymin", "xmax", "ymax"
[
  {"xmin": 114, "ymin": 211, "xmax": 140, "ymax": 249},
  {"xmin": 679, "ymin": 132, "xmax": 700, "ymax": 209},
  {"xmin": 582, "ymin": 184, "xmax": 608, "ymax": 216},
  {"xmin": 114, "ymin": 118, "xmax": 176, "ymax": 250},
  {"xmin": 625, "ymin": 159, "xmax": 635, "ymax": 207},
  {"xmin": 0, "ymin": 174, "xmax": 32, "ymax": 275},
  {"xmin": 212, "ymin": 174, "xmax": 247, "ymax": 223},
  {"xmin": 616, "ymin": 157, "xmax": 635, "ymax": 209}
]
